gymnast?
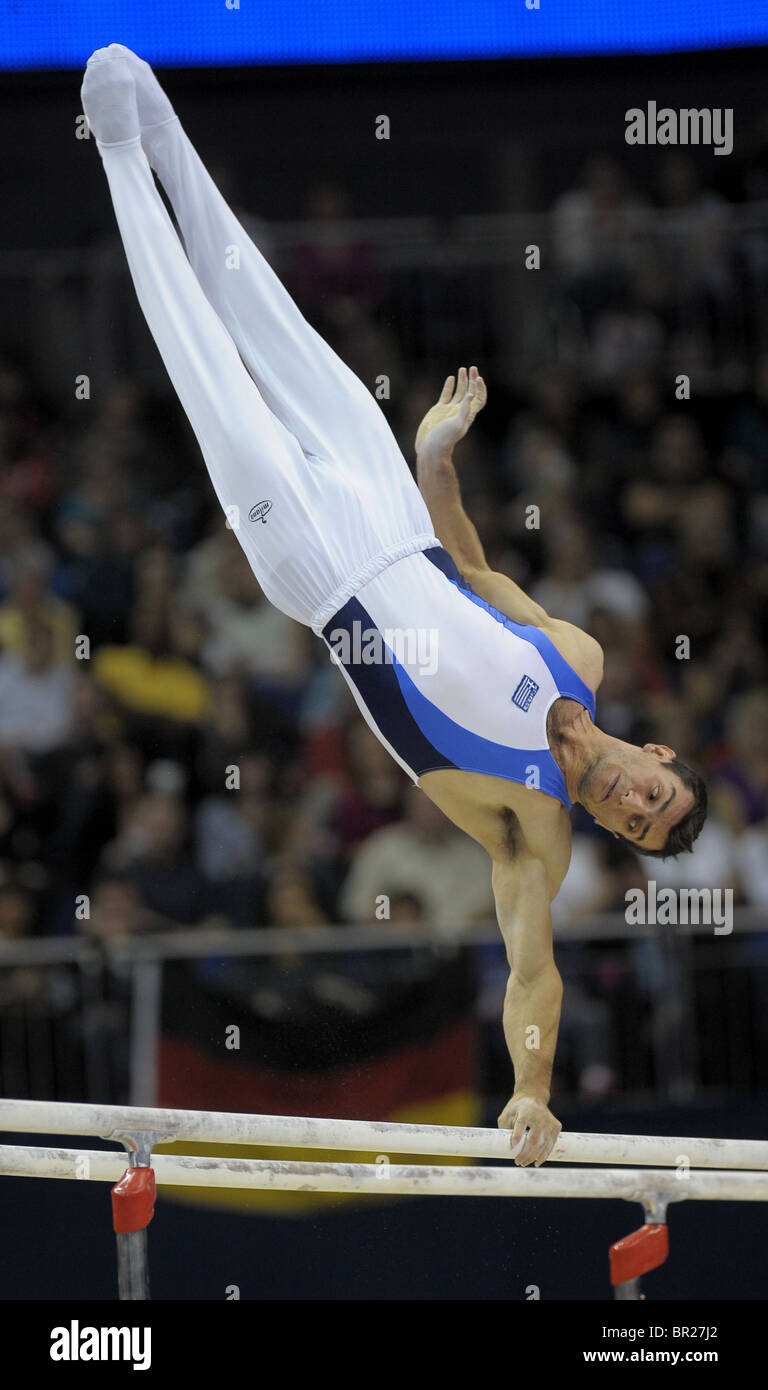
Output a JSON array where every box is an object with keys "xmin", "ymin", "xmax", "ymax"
[{"xmin": 81, "ymin": 46, "xmax": 707, "ymax": 1166}]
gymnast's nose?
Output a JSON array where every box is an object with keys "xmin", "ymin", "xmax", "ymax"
[{"xmin": 620, "ymin": 787, "xmax": 645, "ymax": 809}]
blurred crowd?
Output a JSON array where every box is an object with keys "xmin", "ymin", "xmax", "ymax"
[{"xmin": 0, "ymin": 146, "xmax": 767, "ymax": 965}]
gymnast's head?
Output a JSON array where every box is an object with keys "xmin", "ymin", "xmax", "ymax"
[{"xmin": 578, "ymin": 740, "xmax": 707, "ymax": 859}]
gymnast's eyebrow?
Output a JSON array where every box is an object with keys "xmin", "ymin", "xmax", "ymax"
[
  {"xmin": 635, "ymin": 786, "xmax": 677, "ymax": 844},
  {"xmin": 659, "ymin": 786, "xmax": 676, "ymax": 815}
]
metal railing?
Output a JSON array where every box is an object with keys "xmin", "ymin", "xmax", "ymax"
[
  {"xmin": 2, "ymin": 202, "xmax": 768, "ymax": 395},
  {"xmin": 0, "ymin": 908, "xmax": 766, "ymax": 1109}
]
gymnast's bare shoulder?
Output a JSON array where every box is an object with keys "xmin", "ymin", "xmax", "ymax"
[{"xmin": 419, "ymin": 765, "xmax": 573, "ymax": 899}]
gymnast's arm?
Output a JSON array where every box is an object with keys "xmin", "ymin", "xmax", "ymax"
[
  {"xmin": 416, "ymin": 368, "xmax": 604, "ymax": 685},
  {"xmin": 415, "ymin": 367, "xmax": 550, "ymax": 626},
  {"xmin": 491, "ymin": 854, "xmax": 564, "ymax": 1166}
]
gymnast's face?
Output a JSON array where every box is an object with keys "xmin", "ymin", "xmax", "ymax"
[{"xmin": 580, "ymin": 742, "xmax": 695, "ymax": 853}]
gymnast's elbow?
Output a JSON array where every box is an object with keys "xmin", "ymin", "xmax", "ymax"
[{"xmin": 505, "ymin": 956, "xmax": 563, "ymax": 998}]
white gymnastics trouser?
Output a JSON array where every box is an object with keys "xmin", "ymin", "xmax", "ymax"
[{"xmin": 97, "ymin": 120, "xmax": 437, "ymax": 632}]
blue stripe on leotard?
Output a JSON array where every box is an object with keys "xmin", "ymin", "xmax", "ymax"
[{"xmin": 323, "ymin": 546, "xmax": 596, "ymax": 808}]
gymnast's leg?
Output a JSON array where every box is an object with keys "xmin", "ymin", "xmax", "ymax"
[
  {"xmin": 80, "ymin": 50, "xmax": 329, "ymax": 624},
  {"xmin": 102, "ymin": 44, "xmax": 397, "ymax": 471}
]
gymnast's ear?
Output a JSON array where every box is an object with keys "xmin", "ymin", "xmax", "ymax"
[{"xmin": 643, "ymin": 743, "xmax": 676, "ymax": 760}]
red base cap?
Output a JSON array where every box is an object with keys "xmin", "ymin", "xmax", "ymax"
[
  {"xmin": 610, "ymin": 1223, "xmax": 669, "ymax": 1286},
  {"xmin": 111, "ymin": 1166, "xmax": 156, "ymax": 1234}
]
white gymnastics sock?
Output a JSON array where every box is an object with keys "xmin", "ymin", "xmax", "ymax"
[
  {"xmin": 103, "ymin": 43, "xmax": 177, "ymax": 147},
  {"xmin": 80, "ymin": 48, "xmax": 140, "ymax": 147}
]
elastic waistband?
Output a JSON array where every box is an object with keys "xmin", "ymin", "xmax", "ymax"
[{"xmin": 311, "ymin": 534, "xmax": 439, "ymax": 634}]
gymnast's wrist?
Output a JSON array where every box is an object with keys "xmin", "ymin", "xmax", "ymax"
[{"xmin": 510, "ymin": 1084, "xmax": 551, "ymax": 1107}]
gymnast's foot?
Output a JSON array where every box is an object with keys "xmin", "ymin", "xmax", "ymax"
[
  {"xmin": 81, "ymin": 48, "xmax": 140, "ymax": 147},
  {"xmin": 104, "ymin": 43, "xmax": 177, "ymax": 136}
]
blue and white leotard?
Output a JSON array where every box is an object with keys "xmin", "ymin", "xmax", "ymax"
[{"xmin": 322, "ymin": 545, "xmax": 596, "ymax": 811}]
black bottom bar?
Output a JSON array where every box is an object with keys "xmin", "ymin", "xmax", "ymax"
[{"xmin": 115, "ymin": 1231, "xmax": 150, "ymax": 1301}]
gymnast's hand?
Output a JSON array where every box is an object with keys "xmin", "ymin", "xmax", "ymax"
[
  {"xmin": 414, "ymin": 365, "xmax": 487, "ymax": 455},
  {"xmin": 497, "ymin": 1093, "xmax": 563, "ymax": 1167}
]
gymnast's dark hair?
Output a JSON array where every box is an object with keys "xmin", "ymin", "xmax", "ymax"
[{"xmin": 621, "ymin": 757, "xmax": 708, "ymax": 860}]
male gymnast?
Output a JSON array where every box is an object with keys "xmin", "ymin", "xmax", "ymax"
[{"xmin": 80, "ymin": 47, "xmax": 707, "ymax": 1166}]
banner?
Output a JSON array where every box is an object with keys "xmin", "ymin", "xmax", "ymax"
[
  {"xmin": 3, "ymin": 0, "xmax": 767, "ymax": 70},
  {"xmin": 155, "ymin": 947, "xmax": 480, "ymax": 1214}
]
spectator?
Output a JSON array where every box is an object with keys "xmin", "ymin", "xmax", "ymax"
[
  {"xmin": 79, "ymin": 873, "xmax": 155, "ymax": 941},
  {"xmin": 531, "ymin": 513, "xmax": 650, "ymax": 632},
  {"xmin": 101, "ymin": 793, "xmax": 208, "ymax": 924},
  {"xmin": 0, "ymin": 619, "xmax": 75, "ymax": 753},
  {"xmin": 195, "ymin": 750, "xmax": 269, "ymax": 903},
  {"xmin": 340, "ymin": 791, "xmax": 494, "ymax": 936},
  {"xmin": 331, "ymin": 722, "xmax": 404, "ymax": 858},
  {"xmin": 0, "ymin": 543, "xmax": 79, "ymax": 663},
  {"xmin": 0, "ymin": 881, "xmax": 38, "ymax": 940},
  {"xmin": 266, "ymin": 861, "xmax": 330, "ymax": 928},
  {"xmin": 93, "ymin": 593, "xmax": 210, "ymax": 725},
  {"xmin": 735, "ymin": 819, "xmax": 768, "ymax": 906},
  {"xmin": 196, "ymin": 541, "xmax": 311, "ymax": 699},
  {"xmin": 711, "ymin": 689, "xmax": 768, "ymax": 832},
  {"xmin": 552, "ymin": 154, "xmax": 648, "ymax": 321}
]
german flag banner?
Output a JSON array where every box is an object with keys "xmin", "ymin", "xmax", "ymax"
[{"xmin": 154, "ymin": 946, "xmax": 480, "ymax": 1214}]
